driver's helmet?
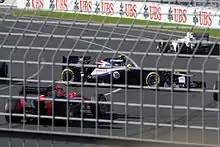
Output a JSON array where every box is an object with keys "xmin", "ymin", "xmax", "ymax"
[
  {"xmin": 39, "ymin": 95, "xmax": 46, "ymax": 102},
  {"xmin": 117, "ymin": 55, "xmax": 126, "ymax": 63},
  {"xmin": 186, "ymin": 32, "xmax": 193, "ymax": 38},
  {"xmin": 118, "ymin": 55, "xmax": 125, "ymax": 59},
  {"xmin": 127, "ymin": 64, "xmax": 133, "ymax": 67}
]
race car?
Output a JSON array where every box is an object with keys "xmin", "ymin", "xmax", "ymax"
[
  {"xmin": 156, "ymin": 32, "xmax": 220, "ymax": 55},
  {"xmin": 4, "ymin": 83, "xmax": 110, "ymax": 124},
  {"xmin": 60, "ymin": 55, "xmax": 206, "ymax": 90}
]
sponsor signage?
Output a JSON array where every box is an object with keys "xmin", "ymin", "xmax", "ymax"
[{"xmin": 16, "ymin": 0, "xmax": 220, "ymax": 28}]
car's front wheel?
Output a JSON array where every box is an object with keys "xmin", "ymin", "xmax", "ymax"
[
  {"xmin": 68, "ymin": 102, "xmax": 82, "ymax": 125},
  {"xmin": 90, "ymin": 94, "xmax": 110, "ymax": 119},
  {"xmin": 168, "ymin": 45, "xmax": 176, "ymax": 53}
]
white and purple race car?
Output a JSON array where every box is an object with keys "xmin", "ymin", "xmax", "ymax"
[
  {"xmin": 60, "ymin": 55, "xmax": 206, "ymax": 90},
  {"xmin": 156, "ymin": 32, "xmax": 220, "ymax": 55}
]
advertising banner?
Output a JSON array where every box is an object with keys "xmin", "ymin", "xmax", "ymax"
[{"xmin": 16, "ymin": 0, "xmax": 220, "ymax": 28}]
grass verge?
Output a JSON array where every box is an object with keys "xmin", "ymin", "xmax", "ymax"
[{"xmin": 11, "ymin": 9, "xmax": 220, "ymax": 38}]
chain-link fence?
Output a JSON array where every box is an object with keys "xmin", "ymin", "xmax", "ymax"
[{"xmin": 0, "ymin": 0, "xmax": 220, "ymax": 147}]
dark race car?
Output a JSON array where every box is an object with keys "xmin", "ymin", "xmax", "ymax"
[
  {"xmin": 156, "ymin": 32, "xmax": 220, "ymax": 55},
  {"xmin": 60, "ymin": 55, "xmax": 206, "ymax": 90},
  {"xmin": 4, "ymin": 83, "xmax": 110, "ymax": 124}
]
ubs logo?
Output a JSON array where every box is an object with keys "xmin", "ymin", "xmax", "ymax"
[{"xmin": 31, "ymin": 0, "xmax": 44, "ymax": 8}]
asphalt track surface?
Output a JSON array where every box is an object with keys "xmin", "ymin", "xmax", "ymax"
[{"xmin": 0, "ymin": 7, "xmax": 220, "ymax": 147}]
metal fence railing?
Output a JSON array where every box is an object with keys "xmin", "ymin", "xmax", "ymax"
[{"xmin": 1, "ymin": 0, "xmax": 220, "ymax": 147}]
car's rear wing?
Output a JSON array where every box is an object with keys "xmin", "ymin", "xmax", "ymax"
[
  {"xmin": 19, "ymin": 86, "xmax": 49, "ymax": 95},
  {"xmin": 62, "ymin": 56, "xmax": 91, "ymax": 70},
  {"xmin": 62, "ymin": 56, "xmax": 91, "ymax": 64},
  {"xmin": 193, "ymin": 33, "xmax": 209, "ymax": 41}
]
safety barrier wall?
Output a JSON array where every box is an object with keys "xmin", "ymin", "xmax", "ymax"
[{"xmin": 16, "ymin": 0, "xmax": 220, "ymax": 28}]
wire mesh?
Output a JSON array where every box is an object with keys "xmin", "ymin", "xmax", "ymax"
[{"xmin": 1, "ymin": 0, "xmax": 220, "ymax": 147}]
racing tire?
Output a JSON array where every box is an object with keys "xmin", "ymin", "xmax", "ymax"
[
  {"xmin": 90, "ymin": 94, "xmax": 110, "ymax": 119},
  {"xmin": 156, "ymin": 43, "xmax": 162, "ymax": 52},
  {"xmin": 168, "ymin": 45, "xmax": 176, "ymax": 53},
  {"xmin": 156, "ymin": 47, "xmax": 162, "ymax": 53},
  {"xmin": 34, "ymin": 101, "xmax": 51, "ymax": 125},
  {"xmin": 69, "ymin": 102, "xmax": 82, "ymax": 117},
  {"xmin": 5, "ymin": 99, "xmax": 22, "ymax": 123},
  {"xmin": 68, "ymin": 102, "xmax": 82, "ymax": 126},
  {"xmin": 61, "ymin": 69, "xmax": 74, "ymax": 86},
  {"xmin": 146, "ymin": 72, "xmax": 160, "ymax": 87}
]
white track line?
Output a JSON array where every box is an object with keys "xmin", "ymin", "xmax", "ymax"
[
  {"xmin": 104, "ymin": 88, "xmax": 122, "ymax": 96},
  {"xmin": 0, "ymin": 32, "xmax": 162, "ymax": 42},
  {"xmin": 1, "ymin": 32, "xmax": 218, "ymax": 45},
  {"xmin": 2, "ymin": 24, "xmax": 154, "ymax": 40},
  {"xmin": 0, "ymin": 18, "xmax": 185, "ymax": 38}
]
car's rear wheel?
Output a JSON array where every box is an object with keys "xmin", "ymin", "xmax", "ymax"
[
  {"xmin": 146, "ymin": 72, "xmax": 160, "ymax": 87},
  {"xmin": 68, "ymin": 102, "xmax": 82, "ymax": 126},
  {"xmin": 168, "ymin": 45, "xmax": 176, "ymax": 53},
  {"xmin": 5, "ymin": 99, "xmax": 22, "ymax": 123},
  {"xmin": 69, "ymin": 102, "xmax": 81, "ymax": 117},
  {"xmin": 156, "ymin": 42, "xmax": 162, "ymax": 52},
  {"xmin": 61, "ymin": 69, "xmax": 74, "ymax": 86}
]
